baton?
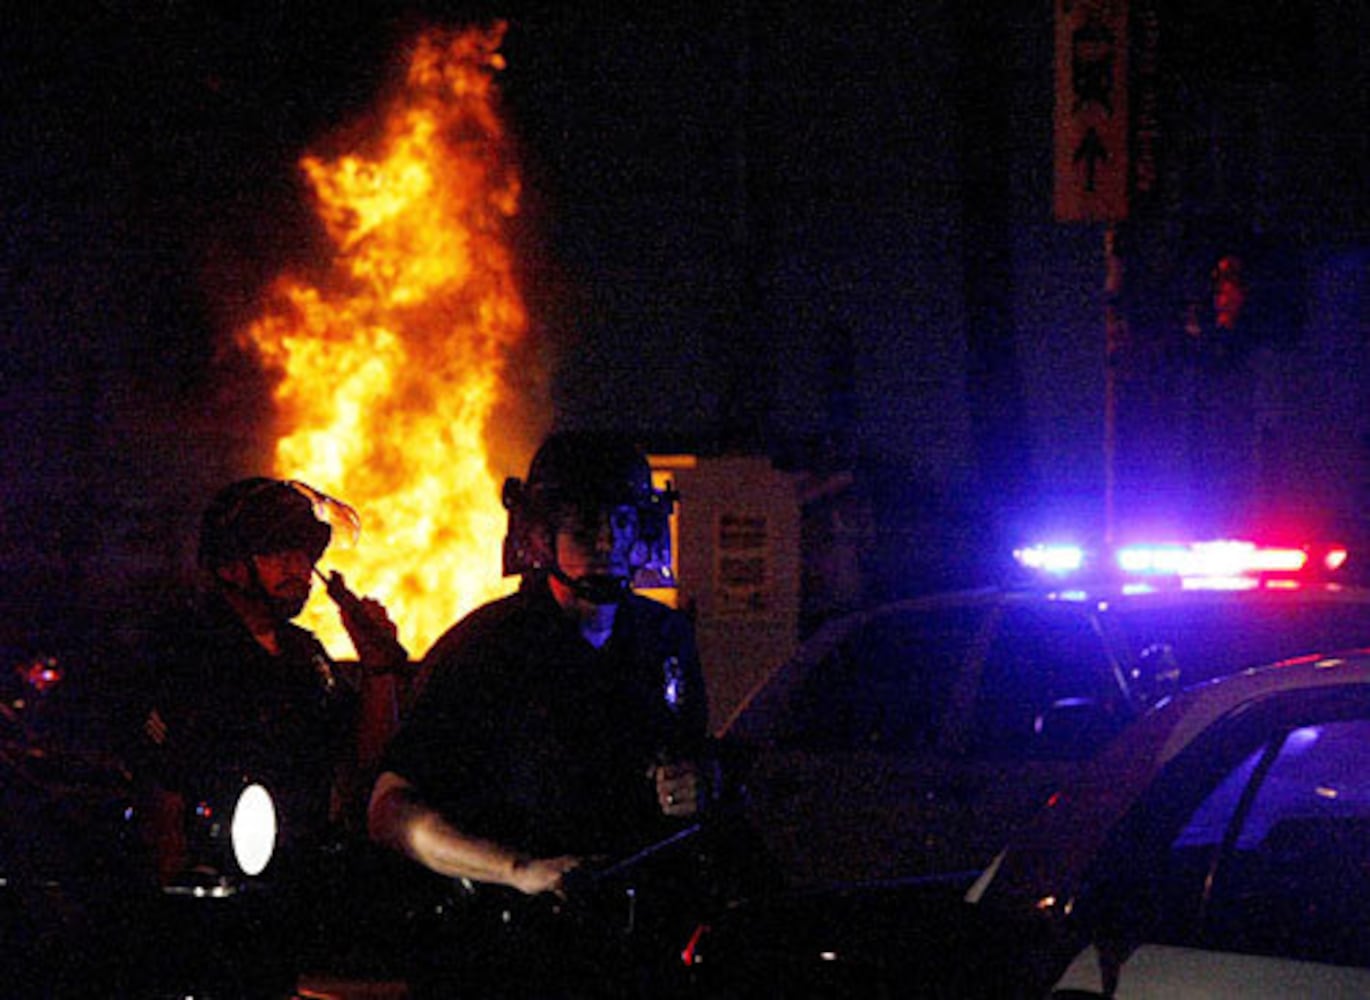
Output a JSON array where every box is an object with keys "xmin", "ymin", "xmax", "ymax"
[{"xmin": 586, "ymin": 822, "xmax": 704, "ymax": 884}]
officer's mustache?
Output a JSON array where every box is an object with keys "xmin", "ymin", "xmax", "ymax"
[{"xmin": 265, "ymin": 578, "xmax": 311, "ymax": 619}]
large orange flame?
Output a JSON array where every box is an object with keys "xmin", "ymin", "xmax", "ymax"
[{"xmin": 240, "ymin": 23, "xmax": 536, "ymax": 657}]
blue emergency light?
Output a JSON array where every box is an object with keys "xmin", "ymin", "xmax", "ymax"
[{"xmin": 1012, "ymin": 544, "xmax": 1086, "ymax": 574}]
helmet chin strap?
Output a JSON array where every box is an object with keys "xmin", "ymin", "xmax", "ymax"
[{"xmin": 549, "ymin": 565, "xmax": 629, "ymax": 606}]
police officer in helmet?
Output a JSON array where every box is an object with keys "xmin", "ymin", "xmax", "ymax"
[
  {"xmin": 135, "ymin": 477, "xmax": 407, "ymax": 995},
  {"xmin": 198, "ymin": 477, "xmax": 334, "ymax": 630},
  {"xmin": 369, "ymin": 430, "xmax": 716, "ymax": 997}
]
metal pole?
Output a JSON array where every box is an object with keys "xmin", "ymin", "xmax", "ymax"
[{"xmin": 1103, "ymin": 223, "xmax": 1123, "ymax": 544}]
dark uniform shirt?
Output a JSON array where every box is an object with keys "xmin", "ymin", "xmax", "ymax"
[
  {"xmin": 382, "ymin": 577, "xmax": 708, "ymax": 861},
  {"xmin": 140, "ymin": 593, "xmax": 354, "ymax": 856}
]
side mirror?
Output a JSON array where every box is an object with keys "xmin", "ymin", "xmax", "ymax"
[{"xmin": 1032, "ymin": 698, "xmax": 1122, "ymax": 760}]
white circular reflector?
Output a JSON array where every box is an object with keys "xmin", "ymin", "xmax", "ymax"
[{"xmin": 230, "ymin": 782, "xmax": 277, "ymax": 877}]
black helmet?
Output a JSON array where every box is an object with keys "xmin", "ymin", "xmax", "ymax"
[
  {"xmin": 198, "ymin": 478, "xmax": 350, "ymax": 570},
  {"xmin": 501, "ymin": 431, "xmax": 677, "ymax": 589},
  {"xmin": 524, "ymin": 432, "xmax": 657, "ymax": 512}
]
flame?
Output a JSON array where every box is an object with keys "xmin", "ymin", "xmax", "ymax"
[{"xmin": 239, "ymin": 23, "xmax": 538, "ymax": 657}]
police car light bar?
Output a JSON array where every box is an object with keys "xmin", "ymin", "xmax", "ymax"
[{"xmin": 1015, "ymin": 539, "xmax": 1348, "ymax": 583}]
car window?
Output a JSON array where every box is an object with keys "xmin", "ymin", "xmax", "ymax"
[
  {"xmin": 969, "ymin": 604, "xmax": 1125, "ymax": 760},
  {"xmin": 1057, "ymin": 702, "xmax": 1370, "ymax": 996},
  {"xmin": 1109, "ymin": 599, "xmax": 1370, "ymax": 686},
  {"xmin": 1134, "ymin": 719, "xmax": 1370, "ymax": 967},
  {"xmin": 772, "ymin": 606, "xmax": 982, "ymax": 753},
  {"xmin": 1198, "ymin": 719, "xmax": 1370, "ymax": 966}
]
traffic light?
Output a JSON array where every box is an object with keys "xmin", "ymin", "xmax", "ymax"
[
  {"xmin": 1211, "ymin": 254, "xmax": 1246, "ymax": 331},
  {"xmin": 1185, "ymin": 231, "xmax": 1305, "ymax": 367}
]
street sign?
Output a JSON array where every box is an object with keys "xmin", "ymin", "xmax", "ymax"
[{"xmin": 1054, "ymin": 0, "xmax": 1129, "ymax": 222}]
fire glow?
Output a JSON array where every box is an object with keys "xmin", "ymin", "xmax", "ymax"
[{"xmin": 239, "ymin": 24, "xmax": 536, "ymax": 656}]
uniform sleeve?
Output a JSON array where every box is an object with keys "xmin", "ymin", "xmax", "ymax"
[{"xmin": 132, "ymin": 629, "xmax": 212, "ymax": 794}]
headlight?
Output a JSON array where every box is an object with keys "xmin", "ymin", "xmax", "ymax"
[
  {"xmin": 230, "ymin": 782, "xmax": 277, "ymax": 877},
  {"xmin": 166, "ymin": 779, "xmax": 280, "ymax": 897}
]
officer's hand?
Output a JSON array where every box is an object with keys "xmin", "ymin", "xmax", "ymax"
[
  {"xmin": 510, "ymin": 854, "xmax": 582, "ymax": 898},
  {"xmin": 328, "ymin": 571, "xmax": 409, "ymax": 671},
  {"xmin": 653, "ymin": 760, "xmax": 702, "ymax": 818}
]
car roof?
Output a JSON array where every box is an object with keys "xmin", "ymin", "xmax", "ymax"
[{"xmin": 720, "ymin": 580, "xmax": 1370, "ymax": 737}]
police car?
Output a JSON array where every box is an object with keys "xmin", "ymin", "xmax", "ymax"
[
  {"xmin": 721, "ymin": 538, "xmax": 1370, "ymax": 887},
  {"xmin": 690, "ymin": 648, "xmax": 1370, "ymax": 997},
  {"xmin": 968, "ymin": 647, "xmax": 1370, "ymax": 995}
]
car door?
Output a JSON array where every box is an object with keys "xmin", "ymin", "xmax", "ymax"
[
  {"xmin": 1053, "ymin": 701, "xmax": 1370, "ymax": 996},
  {"xmin": 734, "ymin": 602, "xmax": 987, "ymax": 885},
  {"xmin": 934, "ymin": 601, "xmax": 1133, "ymax": 870}
]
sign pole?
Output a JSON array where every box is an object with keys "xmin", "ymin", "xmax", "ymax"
[
  {"xmin": 1054, "ymin": 0, "xmax": 1130, "ymax": 543},
  {"xmin": 1103, "ymin": 222, "xmax": 1123, "ymax": 544}
]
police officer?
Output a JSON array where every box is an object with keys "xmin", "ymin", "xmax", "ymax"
[
  {"xmin": 135, "ymin": 477, "xmax": 408, "ymax": 995},
  {"xmin": 369, "ymin": 431, "xmax": 717, "ymax": 998}
]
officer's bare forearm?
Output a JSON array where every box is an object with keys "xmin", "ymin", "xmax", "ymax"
[{"xmin": 368, "ymin": 771, "xmax": 533, "ymax": 890}]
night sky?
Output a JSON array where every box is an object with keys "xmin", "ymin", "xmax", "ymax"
[
  {"xmin": 4, "ymin": 5, "xmax": 970, "ymax": 543},
  {"xmin": 3, "ymin": 2, "xmax": 1367, "ymax": 646},
  {"xmin": 4, "ymin": 4, "xmax": 1022, "ymax": 436}
]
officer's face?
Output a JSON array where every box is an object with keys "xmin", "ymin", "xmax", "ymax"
[
  {"xmin": 251, "ymin": 548, "xmax": 315, "ymax": 619},
  {"xmin": 554, "ymin": 504, "xmax": 639, "ymax": 581}
]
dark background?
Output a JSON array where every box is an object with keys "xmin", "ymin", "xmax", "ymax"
[{"xmin": 3, "ymin": 1, "xmax": 1367, "ymax": 655}]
